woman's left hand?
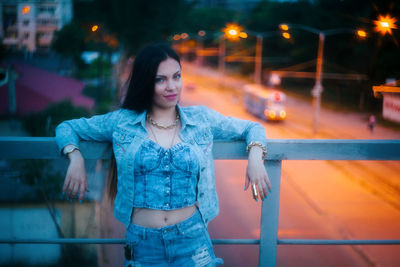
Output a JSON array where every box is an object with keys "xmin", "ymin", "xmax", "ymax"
[{"xmin": 244, "ymin": 149, "xmax": 271, "ymax": 201}]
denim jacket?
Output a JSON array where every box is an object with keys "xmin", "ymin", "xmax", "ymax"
[{"xmin": 55, "ymin": 105, "xmax": 267, "ymax": 228}]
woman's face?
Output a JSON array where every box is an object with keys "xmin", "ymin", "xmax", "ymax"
[{"xmin": 152, "ymin": 57, "xmax": 182, "ymax": 110}]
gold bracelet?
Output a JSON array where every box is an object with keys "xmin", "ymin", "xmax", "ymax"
[{"xmin": 246, "ymin": 141, "xmax": 267, "ymax": 159}]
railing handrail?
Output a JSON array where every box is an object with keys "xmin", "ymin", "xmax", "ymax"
[
  {"xmin": 1, "ymin": 137, "xmax": 400, "ymax": 267},
  {"xmin": 1, "ymin": 238, "xmax": 400, "ymax": 245},
  {"xmin": 1, "ymin": 137, "xmax": 400, "ymax": 160}
]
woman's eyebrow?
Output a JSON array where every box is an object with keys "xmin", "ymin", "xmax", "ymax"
[{"xmin": 156, "ymin": 71, "xmax": 181, "ymax": 77}]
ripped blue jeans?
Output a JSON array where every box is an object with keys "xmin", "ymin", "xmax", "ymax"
[{"xmin": 125, "ymin": 209, "xmax": 223, "ymax": 267}]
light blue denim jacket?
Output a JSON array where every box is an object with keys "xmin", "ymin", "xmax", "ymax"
[{"xmin": 55, "ymin": 105, "xmax": 267, "ymax": 228}]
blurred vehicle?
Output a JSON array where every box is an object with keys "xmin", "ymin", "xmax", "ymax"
[{"xmin": 243, "ymin": 84, "xmax": 287, "ymax": 121}]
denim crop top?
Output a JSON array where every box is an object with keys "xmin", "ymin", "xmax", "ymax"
[{"xmin": 132, "ymin": 139, "xmax": 199, "ymax": 210}]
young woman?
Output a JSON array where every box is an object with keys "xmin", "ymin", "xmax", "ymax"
[{"xmin": 56, "ymin": 43, "xmax": 271, "ymax": 266}]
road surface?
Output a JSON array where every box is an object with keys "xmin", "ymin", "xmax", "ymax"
[{"xmin": 181, "ymin": 62, "xmax": 400, "ymax": 267}]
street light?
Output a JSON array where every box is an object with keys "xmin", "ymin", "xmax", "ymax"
[
  {"xmin": 279, "ymin": 23, "xmax": 362, "ymax": 134},
  {"xmin": 218, "ymin": 24, "xmax": 278, "ymax": 86},
  {"xmin": 357, "ymin": 29, "xmax": 367, "ymax": 38},
  {"xmin": 374, "ymin": 14, "xmax": 397, "ymax": 35},
  {"xmin": 22, "ymin": 6, "xmax": 30, "ymax": 15},
  {"xmin": 181, "ymin": 33, "xmax": 189, "ymax": 40},
  {"xmin": 282, "ymin": 32, "xmax": 291, "ymax": 39},
  {"xmin": 173, "ymin": 34, "xmax": 181, "ymax": 41},
  {"xmin": 91, "ymin": 25, "xmax": 99, "ymax": 32},
  {"xmin": 279, "ymin": 24, "xmax": 289, "ymax": 31},
  {"xmin": 223, "ymin": 23, "xmax": 244, "ymax": 42},
  {"xmin": 218, "ymin": 23, "xmax": 248, "ymax": 86}
]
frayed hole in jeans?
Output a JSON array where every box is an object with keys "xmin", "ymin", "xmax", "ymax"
[{"xmin": 192, "ymin": 246, "xmax": 212, "ymax": 267}]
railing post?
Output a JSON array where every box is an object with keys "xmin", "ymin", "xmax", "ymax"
[{"xmin": 259, "ymin": 160, "xmax": 282, "ymax": 267}]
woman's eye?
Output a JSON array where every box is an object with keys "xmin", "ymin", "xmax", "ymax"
[
  {"xmin": 155, "ymin": 77, "xmax": 165, "ymax": 83},
  {"xmin": 174, "ymin": 73, "xmax": 181, "ymax": 79}
]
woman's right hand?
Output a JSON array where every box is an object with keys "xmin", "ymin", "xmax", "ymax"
[{"xmin": 63, "ymin": 150, "xmax": 88, "ymax": 201}]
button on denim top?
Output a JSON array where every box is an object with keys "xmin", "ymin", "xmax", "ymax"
[
  {"xmin": 55, "ymin": 105, "xmax": 267, "ymax": 228},
  {"xmin": 133, "ymin": 140, "xmax": 199, "ymax": 210}
]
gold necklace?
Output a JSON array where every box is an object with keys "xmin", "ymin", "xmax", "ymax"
[
  {"xmin": 148, "ymin": 122, "xmax": 178, "ymax": 149},
  {"xmin": 146, "ymin": 113, "xmax": 180, "ymax": 130}
]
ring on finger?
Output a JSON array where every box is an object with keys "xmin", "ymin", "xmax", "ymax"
[{"xmin": 251, "ymin": 184, "xmax": 258, "ymax": 200}]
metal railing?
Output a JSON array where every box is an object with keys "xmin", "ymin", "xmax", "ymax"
[{"xmin": 1, "ymin": 137, "xmax": 400, "ymax": 266}]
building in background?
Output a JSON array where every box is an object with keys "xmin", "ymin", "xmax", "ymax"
[
  {"xmin": 0, "ymin": 0, "xmax": 73, "ymax": 52},
  {"xmin": 0, "ymin": 61, "xmax": 94, "ymax": 116}
]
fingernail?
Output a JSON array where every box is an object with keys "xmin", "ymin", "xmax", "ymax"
[
  {"xmin": 256, "ymin": 198, "xmax": 258, "ymax": 202},
  {"xmin": 79, "ymin": 200, "xmax": 82, "ymax": 204},
  {"xmin": 243, "ymin": 186, "xmax": 246, "ymax": 191}
]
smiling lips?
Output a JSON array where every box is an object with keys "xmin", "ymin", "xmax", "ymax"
[{"xmin": 165, "ymin": 94, "xmax": 177, "ymax": 100}]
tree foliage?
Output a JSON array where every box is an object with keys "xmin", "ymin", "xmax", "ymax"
[
  {"xmin": 91, "ymin": 0, "xmax": 193, "ymax": 54},
  {"xmin": 51, "ymin": 22, "xmax": 86, "ymax": 66},
  {"xmin": 21, "ymin": 100, "xmax": 89, "ymax": 137}
]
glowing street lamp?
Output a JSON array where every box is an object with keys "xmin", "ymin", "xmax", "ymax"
[
  {"xmin": 91, "ymin": 25, "xmax": 99, "ymax": 32},
  {"xmin": 181, "ymin": 33, "xmax": 189, "ymax": 39},
  {"xmin": 279, "ymin": 23, "xmax": 364, "ymax": 134},
  {"xmin": 357, "ymin": 29, "xmax": 367, "ymax": 38},
  {"xmin": 279, "ymin": 24, "xmax": 289, "ymax": 31},
  {"xmin": 282, "ymin": 32, "xmax": 291, "ymax": 39},
  {"xmin": 229, "ymin": 29, "xmax": 238, "ymax": 36},
  {"xmin": 239, "ymin": 32, "xmax": 248, "ymax": 39},
  {"xmin": 374, "ymin": 14, "xmax": 397, "ymax": 35},
  {"xmin": 22, "ymin": 6, "xmax": 30, "ymax": 15},
  {"xmin": 219, "ymin": 23, "xmax": 244, "ymax": 86},
  {"xmin": 223, "ymin": 23, "xmax": 244, "ymax": 42},
  {"xmin": 220, "ymin": 23, "xmax": 277, "ymax": 85}
]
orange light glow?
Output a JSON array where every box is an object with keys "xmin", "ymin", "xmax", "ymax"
[
  {"xmin": 239, "ymin": 32, "xmax": 248, "ymax": 39},
  {"xmin": 280, "ymin": 110, "xmax": 286, "ymax": 119},
  {"xmin": 223, "ymin": 23, "xmax": 243, "ymax": 41},
  {"xmin": 198, "ymin": 30, "xmax": 206, "ymax": 37},
  {"xmin": 229, "ymin": 29, "xmax": 238, "ymax": 36},
  {"xmin": 268, "ymin": 110, "xmax": 276, "ymax": 119},
  {"xmin": 22, "ymin": 6, "xmax": 30, "ymax": 15},
  {"xmin": 181, "ymin": 33, "xmax": 189, "ymax": 39},
  {"xmin": 282, "ymin": 32, "xmax": 291, "ymax": 39},
  {"xmin": 357, "ymin": 30, "xmax": 367, "ymax": 38},
  {"xmin": 279, "ymin": 24, "xmax": 289, "ymax": 31},
  {"xmin": 374, "ymin": 14, "xmax": 397, "ymax": 35},
  {"xmin": 91, "ymin": 25, "xmax": 99, "ymax": 32},
  {"xmin": 173, "ymin": 34, "xmax": 181, "ymax": 41}
]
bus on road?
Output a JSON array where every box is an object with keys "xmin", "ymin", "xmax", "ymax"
[{"xmin": 243, "ymin": 84, "xmax": 287, "ymax": 121}]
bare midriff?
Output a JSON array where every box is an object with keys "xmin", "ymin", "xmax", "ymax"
[{"xmin": 131, "ymin": 205, "xmax": 197, "ymax": 228}]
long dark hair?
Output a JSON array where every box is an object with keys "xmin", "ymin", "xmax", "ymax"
[
  {"xmin": 122, "ymin": 42, "xmax": 181, "ymax": 113},
  {"xmin": 108, "ymin": 43, "xmax": 181, "ymax": 201}
]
